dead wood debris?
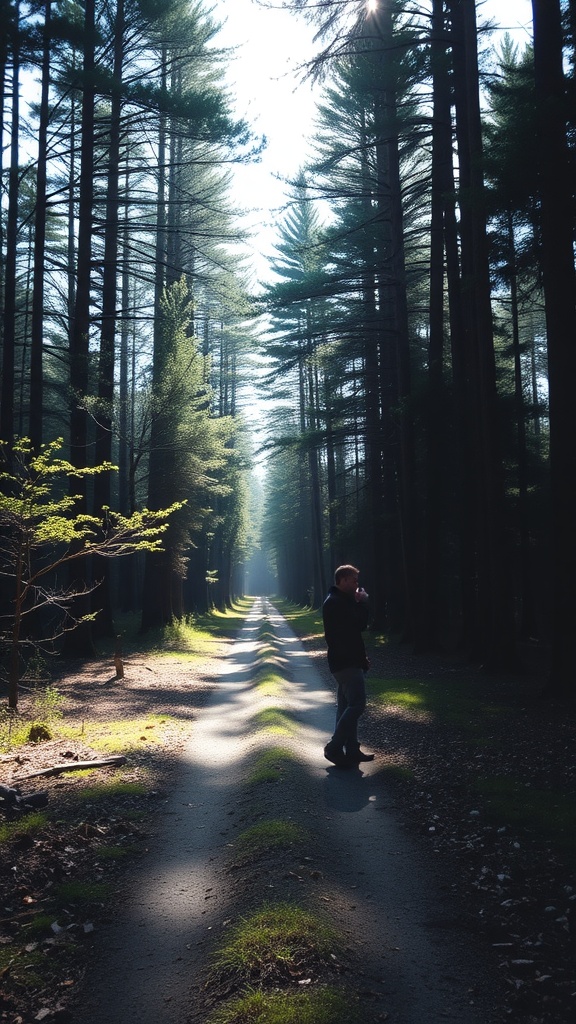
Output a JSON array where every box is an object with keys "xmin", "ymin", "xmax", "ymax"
[{"xmin": 11, "ymin": 755, "xmax": 127, "ymax": 782}]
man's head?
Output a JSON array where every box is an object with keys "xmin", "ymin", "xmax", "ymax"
[{"xmin": 334, "ymin": 564, "xmax": 360, "ymax": 593}]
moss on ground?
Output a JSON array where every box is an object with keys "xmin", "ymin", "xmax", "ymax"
[
  {"xmin": 235, "ymin": 819, "xmax": 307, "ymax": 861},
  {"xmin": 246, "ymin": 747, "xmax": 297, "ymax": 785}
]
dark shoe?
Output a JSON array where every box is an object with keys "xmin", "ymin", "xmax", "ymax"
[
  {"xmin": 348, "ymin": 748, "xmax": 375, "ymax": 763},
  {"xmin": 324, "ymin": 742, "xmax": 348, "ymax": 767}
]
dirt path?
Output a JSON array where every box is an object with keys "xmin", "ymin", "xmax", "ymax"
[{"xmin": 76, "ymin": 599, "xmax": 500, "ymax": 1024}]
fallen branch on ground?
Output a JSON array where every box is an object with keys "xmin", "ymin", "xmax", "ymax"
[{"xmin": 11, "ymin": 755, "xmax": 127, "ymax": 781}]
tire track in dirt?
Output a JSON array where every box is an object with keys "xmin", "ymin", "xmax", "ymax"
[{"xmin": 76, "ymin": 598, "xmax": 502, "ymax": 1024}]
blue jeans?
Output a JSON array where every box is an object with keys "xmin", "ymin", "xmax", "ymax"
[{"xmin": 331, "ymin": 667, "xmax": 366, "ymax": 753}]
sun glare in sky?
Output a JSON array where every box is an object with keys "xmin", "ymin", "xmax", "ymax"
[{"xmin": 215, "ymin": 0, "xmax": 533, "ymax": 283}]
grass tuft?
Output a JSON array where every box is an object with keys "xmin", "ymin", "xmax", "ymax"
[
  {"xmin": 0, "ymin": 812, "xmax": 48, "ymax": 846},
  {"xmin": 27, "ymin": 723, "xmax": 52, "ymax": 742},
  {"xmin": 255, "ymin": 644, "xmax": 279, "ymax": 665},
  {"xmin": 0, "ymin": 687, "xmax": 63, "ymax": 751},
  {"xmin": 59, "ymin": 714, "xmax": 179, "ymax": 753},
  {"xmin": 252, "ymin": 670, "xmax": 284, "ymax": 698},
  {"xmin": 252, "ymin": 707, "xmax": 296, "ymax": 736},
  {"xmin": 272, "ymin": 601, "xmax": 323, "ymax": 642},
  {"xmin": 374, "ymin": 763, "xmax": 415, "ymax": 784},
  {"xmin": 96, "ymin": 845, "xmax": 130, "ymax": 861},
  {"xmin": 0, "ymin": 945, "xmax": 47, "ymax": 988},
  {"xmin": 368, "ymin": 676, "xmax": 509, "ymax": 732},
  {"xmin": 19, "ymin": 915, "xmax": 54, "ymax": 939},
  {"xmin": 209, "ymin": 903, "xmax": 338, "ymax": 986},
  {"xmin": 80, "ymin": 779, "xmax": 147, "ymax": 801},
  {"xmin": 257, "ymin": 626, "xmax": 278, "ymax": 644},
  {"xmin": 53, "ymin": 880, "xmax": 114, "ymax": 910},
  {"xmin": 112, "ymin": 599, "xmax": 254, "ymax": 657},
  {"xmin": 247, "ymin": 747, "xmax": 296, "ymax": 785},
  {"xmin": 196, "ymin": 598, "xmax": 255, "ymax": 640},
  {"xmin": 235, "ymin": 819, "xmax": 306, "ymax": 861},
  {"xmin": 206, "ymin": 986, "xmax": 361, "ymax": 1024}
]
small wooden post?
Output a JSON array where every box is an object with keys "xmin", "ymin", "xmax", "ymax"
[{"xmin": 114, "ymin": 635, "xmax": 124, "ymax": 679}]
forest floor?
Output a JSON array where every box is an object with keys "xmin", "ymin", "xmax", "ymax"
[
  {"xmin": 0, "ymin": 600, "xmax": 573, "ymax": 1024},
  {"xmin": 299, "ymin": 621, "xmax": 575, "ymax": 1024}
]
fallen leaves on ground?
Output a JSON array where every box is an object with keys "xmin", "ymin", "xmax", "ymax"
[{"xmin": 302, "ymin": 637, "xmax": 575, "ymax": 1024}]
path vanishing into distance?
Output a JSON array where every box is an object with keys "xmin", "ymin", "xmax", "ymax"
[{"xmin": 77, "ymin": 598, "xmax": 500, "ymax": 1024}]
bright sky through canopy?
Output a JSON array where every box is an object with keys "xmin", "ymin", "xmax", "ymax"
[{"xmin": 214, "ymin": 0, "xmax": 534, "ymax": 283}]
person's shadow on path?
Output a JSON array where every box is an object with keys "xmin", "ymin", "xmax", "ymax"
[{"xmin": 323, "ymin": 766, "xmax": 372, "ymax": 812}]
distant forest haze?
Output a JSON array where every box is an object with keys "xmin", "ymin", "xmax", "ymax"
[{"xmin": 0, "ymin": 0, "xmax": 574, "ymax": 698}]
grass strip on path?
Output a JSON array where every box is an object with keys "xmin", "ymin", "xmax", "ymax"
[
  {"xmin": 200, "ymin": 607, "xmax": 375, "ymax": 1024},
  {"xmin": 206, "ymin": 986, "xmax": 362, "ymax": 1024}
]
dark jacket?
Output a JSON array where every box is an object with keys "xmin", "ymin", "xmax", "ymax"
[{"xmin": 322, "ymin": 585, "xmax": 369, "ymax": 673}]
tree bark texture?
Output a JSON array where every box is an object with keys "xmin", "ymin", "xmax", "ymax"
[
  {"xmin": 29, "ymin": 0, "xmax": 51, "ymax": 450},
  {"xmin": 62, "ymin": 0, "xmax": 97, "ymax": 657},
  {"xmin": 531, "ymin": 0, "xmax": 576, "ymax": 697},
  {"xmin": 1, "ymin": 1, "xmax": 20, "ymax": 445},
  {"xmin": 449, "ymin": 0, "xmax": 517, "ymax": 668}
]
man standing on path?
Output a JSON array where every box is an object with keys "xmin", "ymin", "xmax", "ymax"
[{"xmin": 322, "ymin": 564, "xmax": 375, "ymax": 768}]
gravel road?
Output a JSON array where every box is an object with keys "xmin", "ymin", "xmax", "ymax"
[{"xmin": 76, "ymin": 598, "xmax": 501, "ymax": 1024}]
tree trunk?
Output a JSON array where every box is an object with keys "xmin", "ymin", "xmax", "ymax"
[
  {"xmin": 1, "ymin": 0, "xmax": 20, "ymax": 445},
  {"xmin": 93, "ymin": 0, "xmax": 125, "ymax": 639},
  {"xmin": 449, "ymin": 0, "xmax": 517, "ymax": 669},
  {"xmin": 307, "ymin": 408, "xmax": 326, "ymax": 605},
  {"xmin": 29, "ymin": 0, "xmax": 51, "ymax": 451},
  {"xmin": 423, "ymin": 0, "xmax": 451, "ymax": 650},
  {"xmin": 62, "ymin": 0, "xmax": 96, "ymax": 657},
  {"xmin": 0, "ymin": 2, "xmax": 8, "ymax": 332},
  {"xmin": 166, "ymin": 61, "xmax": 183, "ymax": 288},
  {"xmin": 324, "ymin": 378, "xmax": 339, "ymax": 568},
  {"xmin": 506, "ymin": 210, "xmax": 537, "ymax": 640},
  {"xmin": 141, "ymin": 46, "xmax": 171, "ymax": 631},
  {"xmin": 532, "ymin": 0, "xmax": 576, "ymax": 697},
  {"xmin": 305, "ymin": 312, "xmax": 326, "ymax": 604},
  {"xmin": 67, "ymin": 62, "xmax": 78, "ymax": 327},
  {"xmin": 373, "ymin": 3, "xmax": 418, "ymax": 640},
  {"xmin": 358, "ymin": 110, "xmax": 387, "ymax": 629},
  {"xmin": 441, "ymin": 77, "xmax": 472, "ymax": 653},
  {"xmin": 297, "ymin": 339, "xmax": 315, "ymax": 605}
]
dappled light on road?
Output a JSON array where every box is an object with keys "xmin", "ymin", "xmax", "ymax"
[{"xmin": 78, "ymin": 598, "xmax": 498, "ymax": 1024}]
